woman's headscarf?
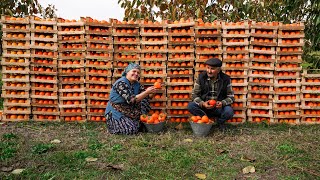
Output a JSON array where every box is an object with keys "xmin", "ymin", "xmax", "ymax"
[{"xmin": 121, "ymin": 63, "xmax": 141, "ymax": 77}]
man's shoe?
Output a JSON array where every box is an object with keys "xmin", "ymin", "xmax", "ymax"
[{"xmin": 218, "ymin": 123, "xmax": 227, "ymax": 131}]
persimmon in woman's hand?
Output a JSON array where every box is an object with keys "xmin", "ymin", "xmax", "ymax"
[{"xmin": 154, "ymin": 82, "xmax": 161, "ymax": 89}]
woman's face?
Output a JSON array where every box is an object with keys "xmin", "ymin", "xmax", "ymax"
[{"xmin": 126, "ymin": 68, "xmax": 140, "ymax": 82}]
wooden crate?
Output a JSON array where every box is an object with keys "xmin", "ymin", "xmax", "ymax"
[
  {"xmin": 278, "ymin": 38, "xmax": 304, "ymax": 47},
  {"xmin": 166, "ymin": 76, "xmax": 194, "ymax": 85},
  {"xmin": 2, "ymin": 114, "xmax": 30, "ymax": 122},
  {"xmin": 31, "ymin": 33, "xmax": 57, "ymax": 42},
  {"xmin": 85, "ymin": 26, "xmax": 112, "ymax": 36},
  {"xmin": 31, "ymin": 90, "xmax": 58, "ymax": 100},
  {"xmin": 1, "ymin": 89, "xmax": 29, "ymax": 99},
  {"xmin": 247, "ymin": 108, "xmax": 273, "ymax": 118},
  {"xmin": 1, "ymin": 16, "xmax": 29, "ymax": 24},
  {"xmin": 248, "ymin": 85, "xmax": 274, "ymax": 94},
  {"xmin": 140, "ymin": 36, "xmax": 168, "ymax": 45},
  {"xmin": 196, "ymin": 46, "xmax": 223, "ymax": 55},
  {"xmin": 301, "ymin": 100, "xmax": 320, "ymax": 109},
  {"xmin": 86, "ymin": 53, "xmax": 112, "ymax": 60},
  {"xmin": 3, "ymin": 106, "xmax": 31, "ymax": 115},
  {"xmin": 2, "ymin": 31, "xmax": 31, "ymax": 41},
  {"xmin": 272, "ymin": 118, "xmax": 300, "ymax": 124},
  {"xmin": 222, "ymin": 21, "xmax": 250, "ymax": 29},
  {"xmin": 85, "ymin": 76, "xmax": 112, "ymax": 85},
  {"xmin": 248, "ymin": 69, "xmax": 274, "ymax": 78},
  {"xmin": 247, "ymin": 101, "xmax": 273, "ymax": 110},
  {"xmin": 113, "ymin": 36, "xmax": 140, "ymax": 45},
  {"xmin": 30, "ymin": 72, "xmax": 58, "ymax": 84},
  {"xmin": 274, "ymin": 94, "xmax": 300, "ymax": 103},
  {"xmin": 85, "ymin": 91, "xmax": 110, "ymax": 101},
  {"xmin": 2, "ymin": 49, "xmax": 30, "ymax": 58},
  {"xmin": 85, "ymin": 68, "xmax": 112, "ymax": 77},
  {"xmin": 247, "ymin": 93, "xmax": 273, "ymax": 101},
  {"xmin": 167, "ymin": 85, "xmax": 193, "ymax": 94},
  {"xmin": 249, "ymin": 45, "xmax": 276, "ymax": 55},
  {"xmin": 141, "ymin": 45, "xmax": 167, "ymax": 53},
  {"xmin": 276, "ymin": 47, "xmax": 303, "ymax": 55},
  {"xmin": 227, "ymin": 117, "xmax": 246, "ymax": 124},
  {"xmin": 140, "ymin": 52, "xmax": 167, "ymax": 61},
  {"xmin": 85, "ymin": 86, "xmax": 111, "ymax": 94},
  {"xmin": 140, "ymin": 77, "xmax": 166, "ymax": 85},
  {"xmin": 167, "ymin": 53, "xmax": 195, "ymax": 61},
  {"xmin": 86, "ymin": 60, "xmax": 112, "ymax": 68},
  {"xmin": 300, "ymin": 116, "xmax": 320, "ymax": 124},
  {"xmin": 278, "ymin": 22, "xmax": 304, "ymax": 30},
  {"xmin": 140, "ymin": 60, "xmax": 166, "ymax": 68},
  {"xmin": 87, "ymin": 115, "xmax": 106, "ymax": 122},
  {"xmin": 58, "ymin": 34, "xmax": 86, "ymax": 43},
  {"xmin": 168, "ymin": 36, "xmax": 195, "ymax": 44},
  {"xmin": 278, "ymin": 30, "xmax": 304, "ymax": 39},
  {"xmin": 222, "ymin": 38, "xmax": 249, "ymax": 46},
  {"xmin": 167, "ymin": 68, "xmax": 193, "ymax": 76}
]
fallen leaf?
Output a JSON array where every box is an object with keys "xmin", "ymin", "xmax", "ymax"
[
  {"xmin": 240, "ymin": 155, "xmax": 256, "ymax": 162},
  {"xmin": 183, "ymin": 138, "xmax": 193, "ymax": 143},
  {"xmin": 50, "ymin": 139, "xmax": 61, "ymax": 144},
  {"xmin": 106, "ymin": 164, "xmax": 125, "ymax": 171},
  {"xmin": 242, "ymin": 166, "xmax": 255, "ymax": 174},
  {"xmin": 195, "ymin": 173, "xmax": 206, "ymax": 179},
  {"xmin": 85, "ymin": 157, "xmax": 98, "ymax": 162},
  {"xmin": 175, "ymin": 123, "xmax": 184, "ymax": 130},
  {"xmin": 11, "ymin": 169, "xmax": 25, "ymax": 174},
  {"xmin": 1, "ymin": 166, "xmax": 13, "ymax": 172},
  {"xmin": 216, "ymin": 149, "xmax": 228, "ymax": 154}
]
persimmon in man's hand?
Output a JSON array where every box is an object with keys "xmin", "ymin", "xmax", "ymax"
[{"xmin": 208, "ymin": 100, "xmax": 216, "ymax": 107}]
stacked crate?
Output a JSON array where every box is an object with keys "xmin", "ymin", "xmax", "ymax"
[
  {"xmin": 140, "ymin": 20, "xmax": 168, "ymax": 115},
  {"xmin": 167, "ymin": 18, "xmax": 195, "ymax": 123},
  {"xmin": 274, "ymin": 22, "xmax": 304, "ymax": 124},
  {"xmin": 221, "ymin": 21, "xmax": 250, "ymax": 124},
  {"xmin": 247, "ymin": 21, "xmax": 278, "ymax": 123},
  {"xmin": 30, "ymin": 16, "xmax": 59, "ymax": 121},
  {"xmin": 194, "ymin": 20, "xmax": 222, "ymax": 78},
  {"xmin": 112, "ymin": 19, "xmax": 140, "ymax": 83},
  {"xmin": 85, "ymin": 17, "xmax": 113, "ymax": 122},
  {"xmin": 1, "ymin": 16, "xmax": 31, "ymax": 121},
  {"xmin": 300, "ymin": 69, "xmax": 320, "ymax": 124},
  {"xmin": 57, "ymin": 18, "xmax": 86, "ymax": 122}
]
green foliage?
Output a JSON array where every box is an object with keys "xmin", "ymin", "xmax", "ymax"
[
  {"xmin": 0, "ymin": 0, "xmax": 57, "ymax": 18},
  {"xmin": 0, "ymin": 133, "xmax": 19, "ymax": 161},
  {"xmin": 31, "ymin": 143, "xmax": 55, "ymax": 154}
]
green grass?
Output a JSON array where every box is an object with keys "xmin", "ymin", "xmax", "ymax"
[{"xmin": 0, "ymin": 122, "xmax": 319, "ymax": 179}]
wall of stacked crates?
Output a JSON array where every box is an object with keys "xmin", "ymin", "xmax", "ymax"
[{"xmin": 1, "ymin": 16, "xmax": 319, "ymax": 124}]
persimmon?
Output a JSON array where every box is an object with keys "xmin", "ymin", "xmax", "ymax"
[
  {"xmin": 208, "ymin": 100, "xmax": 216, "ymax": 107},
  {"xmin": 154, "ymin": 82, "xmax": 161, "ymax": 89}
]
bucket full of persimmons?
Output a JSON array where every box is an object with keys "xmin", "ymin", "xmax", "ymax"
[
  {"xmin": 189, "ymin": 115, "xmax": 214, "ymax": 137},
  {"xmin": 140, "ymin": 113, "xmax": 167, "ymax": 133},
  {"xmin": 189, "ymin": 100, "xmax": 216, "ymax": 136}
]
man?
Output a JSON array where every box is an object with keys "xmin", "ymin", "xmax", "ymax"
[{"xmin": 188, "ymin": 58, "xmax": 235, "ymax": 130}]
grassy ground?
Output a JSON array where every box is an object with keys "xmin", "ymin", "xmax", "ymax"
[{"xmin": 0, "ymin": 122, "xmax": 319, "ymax": 179}]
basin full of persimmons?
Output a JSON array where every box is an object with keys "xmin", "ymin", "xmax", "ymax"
[
  {"xmin": 189, "ymin": 115, "xmax": 215, "ymax": 137},
  {"xmin": 140, "ymin": 113, "xmax": 167, "ymax": 133}
]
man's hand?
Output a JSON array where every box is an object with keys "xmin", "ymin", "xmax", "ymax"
[
  {"xmin": 215, "ymin": 101, "xmax": 223, "ymax": 109},
  {"xmin": 202, "ymin": 101, "xmax": 215, "ymax": 109}
]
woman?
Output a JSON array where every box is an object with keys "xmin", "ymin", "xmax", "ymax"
[{"xmin": 105, "ymin": 63, "xmax": 155, "ymax": 135}]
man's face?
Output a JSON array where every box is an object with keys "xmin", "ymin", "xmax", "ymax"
[{"xmin": 206, "ymin": 65, "xmax": 220, "ymax": 78}]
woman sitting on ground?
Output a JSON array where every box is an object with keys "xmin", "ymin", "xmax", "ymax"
[{"xmin": 105, "ymin": 63, "xmax": 156, "ymax": 135}]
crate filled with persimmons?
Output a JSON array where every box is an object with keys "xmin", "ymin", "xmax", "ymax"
[
  {"xmin": 1, "ymin": 16, "xmax": 31, "ymax": 121},
  {"xmin": 194, "ymin": 19, "xmax": 222, "ymax": 78},
  {"xmin": 140, "ymin": 112, "xmax": 167, "ymax": 133},
  {"xmin": 299, "ymin": 69, "xmax": 320, "ymax": 124}
]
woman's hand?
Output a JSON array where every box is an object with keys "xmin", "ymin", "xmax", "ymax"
[{"xmin": 145, "ymin": 86, "xmax": 156, "ymax": 95}]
